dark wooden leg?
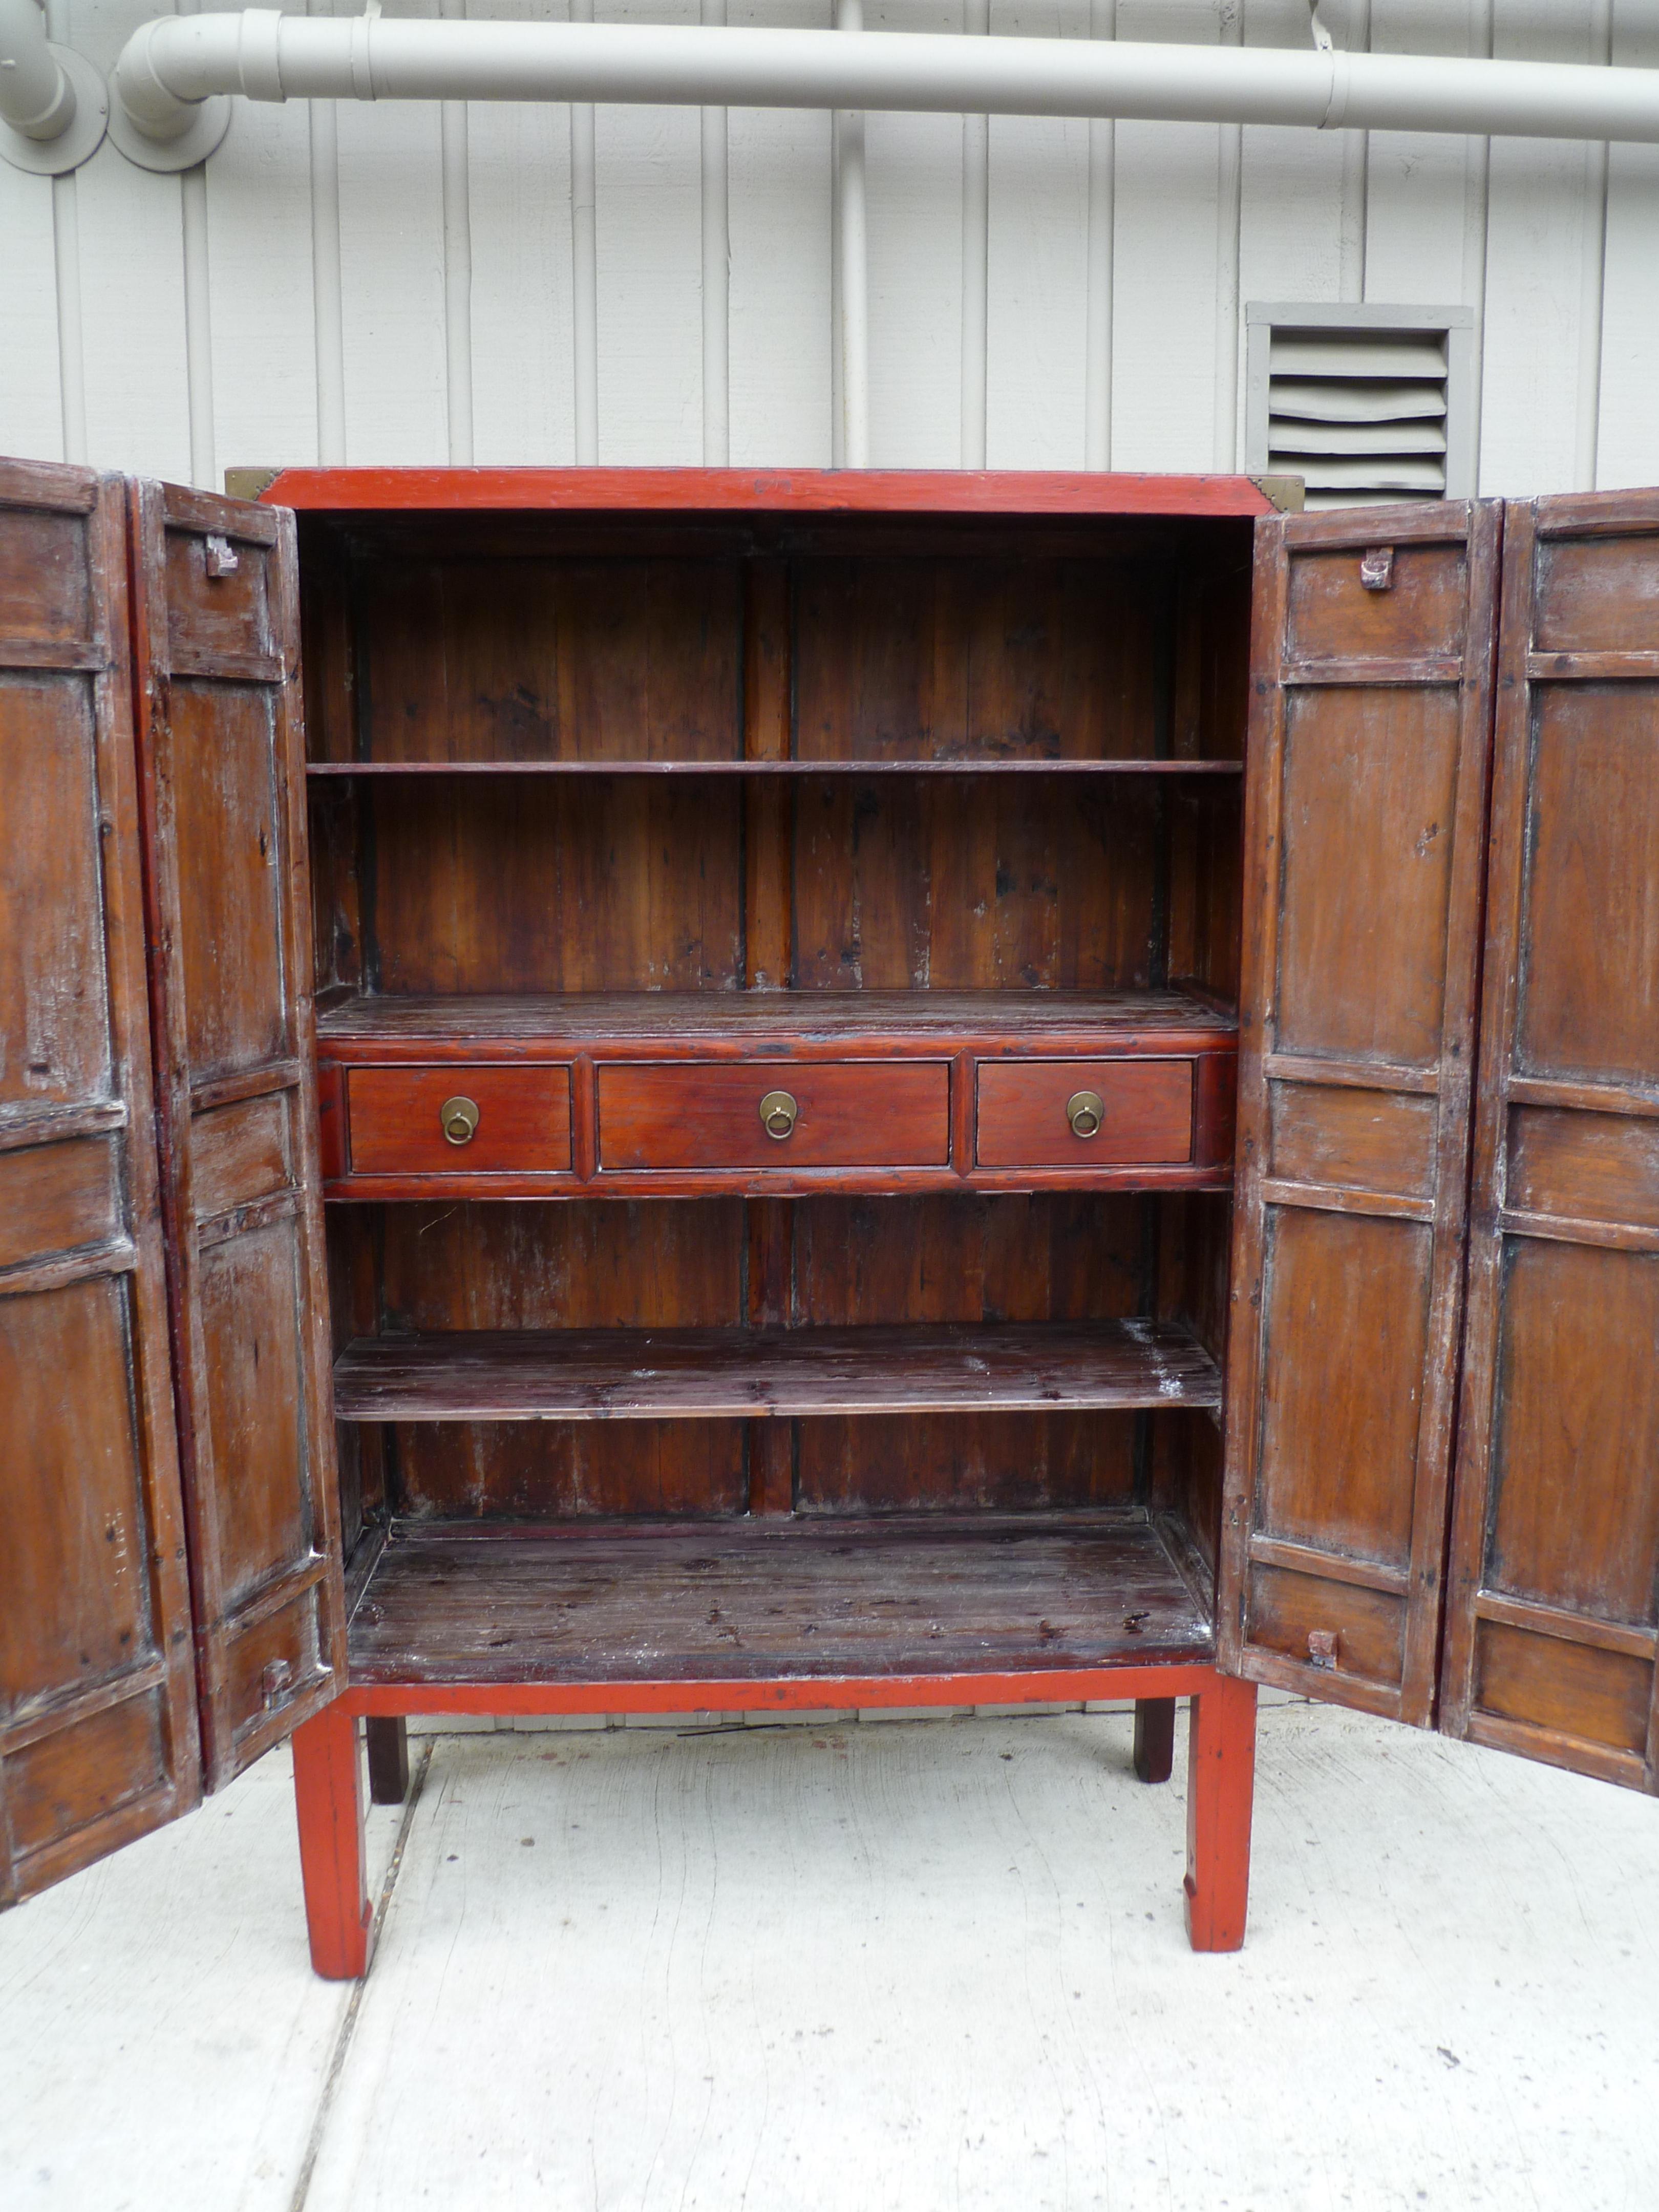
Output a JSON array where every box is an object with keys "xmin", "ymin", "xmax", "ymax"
[
  {"xmin": 365, "ymin": 1714, "xmax": 410, "ymax": 1804},
  {"xmin": 291, "ymin": 1703, "xmax": 371, "ymax": 1980},
  {"xmin": 1183, "ymin": 1673, "xmax": 1257, "ymax": 1953},
  {"xmin": 1133, "ymin": 1697, "xmax": 1176, "ymax": 1784}
]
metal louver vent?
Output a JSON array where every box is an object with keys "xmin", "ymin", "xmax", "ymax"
[{"xmin": 1245, "ymin": 305, "xmax": 1475, "ymax": 508}]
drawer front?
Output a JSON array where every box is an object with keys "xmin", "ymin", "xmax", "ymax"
[
  {"xmin": 599, "ymin": 1061, "xmax": 950, "ymax": 1171},
  {"xmin": 347, "ymin": 1066, "xmax": 572, "ymax": 1175},
  {"xmin": 976, "ymin": 1059, "xmax": 1194, "ymax": 1168}
]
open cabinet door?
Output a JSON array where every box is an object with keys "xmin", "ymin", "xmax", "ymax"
[
  {"xmin": 128, "ymin": 480, "xmax": 346, "ymax": 1791},
  {"xmin": 1, "ymin": 462, "xmax": 201, "ymax": 1902},
  {"xmin": 1219, "ymin": 503, "xmax": 1500, "ymax": 1724},
  {"xmin": 1441, "ymin": 494, "xmax": 1659, "ymax": 1792}
]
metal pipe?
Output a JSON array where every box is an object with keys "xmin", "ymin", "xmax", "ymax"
[{"xmin": 107, "ymin": 15, "xmax": 1659, "ymax": 154}]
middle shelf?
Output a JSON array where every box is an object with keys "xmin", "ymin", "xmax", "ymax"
[{"xmin": 332, "ymin": 1318, "xmax": 1223, "ymax": 1424}]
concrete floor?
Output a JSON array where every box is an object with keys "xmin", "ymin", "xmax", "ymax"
[{"xmin": 2, "ymin": 1700, "xmax": 1656, "ymax": 2212}]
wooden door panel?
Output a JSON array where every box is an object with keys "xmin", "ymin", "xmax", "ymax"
[
  {"xmin": 1274, "ymin": 687, "xmax": 1462, "ymax": 1067},
  {"xmin": 1221, "ymin": 502, "xmax": 1500, "ymax": 1723},
  {"xmin": 1255, "ymin": 1209, "xmax": 1432, "ymax": 1571},
  {"xmin": 130, "ymin": 480, "xmax": 346, "ymax": 1791},
  {"xmin": 1, "ymin": 461, "xmax": 199, "ymax": 1907},
  {"xmin": 1444, "ymin": 493, "xmax": 1659, "ymax": 1793}
]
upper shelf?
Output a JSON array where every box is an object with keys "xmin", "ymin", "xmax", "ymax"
[
  {"xmin": 305, "ymin": 757, "xmax": 1244, "ymax": 778},
  {"xmin": 333, "ymin": 1319, "xmax": 1223, "ymax": 1423}
]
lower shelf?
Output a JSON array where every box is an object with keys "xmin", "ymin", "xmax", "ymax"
[
  {"xmin": 346, "ymin": 1512, "xmax": 1216, "ymax": 1686},
  {"xmin": 332, "ymin": 1320, "xmax": 1222, "ymax": 1422}
]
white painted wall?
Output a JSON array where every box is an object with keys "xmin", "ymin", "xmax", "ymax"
[{"xmin": 4, "ymin": 0, "xmax": 1658, "ymax": 491}]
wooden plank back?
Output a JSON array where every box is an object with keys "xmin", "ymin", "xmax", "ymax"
[
  {"xmin": 1220, "ymin": 503, "xmax": 1501, "ymax": 1724},
  {"xmin": 1442, "ymin": 492, "xmax": 1659, "ymax": 1793},
  {"xmin": 128, "ymin": 480, "xmax": 346, "ymax": 1790},
  {"xmin": 0, "ymin": 460, "xmax": 200, "ymax": 1903}
]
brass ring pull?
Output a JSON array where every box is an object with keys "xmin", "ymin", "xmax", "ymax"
[
  {"xmin": 440, "ymin": 1095, "xmax": 480, "ymax": 1146},
  {"xmin": 1066, "ymin": 1089, "xmax": 1105, "ymax": 1140},
  {"xmin": 759, "ymin": 1089, "xmax": 798, "ymax": 1141}
]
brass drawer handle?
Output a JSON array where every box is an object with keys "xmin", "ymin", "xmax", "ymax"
[
  {"xmin": 759, "ymin": 1089, "xmax": 798, "ymax": 1141},
  {"xmin": 440, "ymin": 1095, "xmax": 480, "ymax": 1145},
  {"xmin": 1067, "ymin": 1088, "xmax": 1105, "ymax": 1140}
]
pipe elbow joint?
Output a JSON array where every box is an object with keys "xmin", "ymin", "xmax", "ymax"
[
  {"xmin": 112, "ymin": 16, "xmax": 201, "ymax": 140},
  {"xmin": 110, "ymin": 11, "xmax": 246, "ymax": 168}
]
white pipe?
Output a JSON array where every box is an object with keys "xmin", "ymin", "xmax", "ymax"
[
  {"xmin": 835, "ymin": 106, "xmax": 868, "ymax": 466},
  {"xmin": 440, "ymin": 0, "xmax": 473, "ymax": 466},
  {"xmin": 0, "ymin": 0, "xmax": 75, "ymax": 138},
  {"xmin": 1575, "ymin": 0, "xmax": 1613, "ymax": 493},
  {"xmin": 1336, "ymin": 0, "xmax": 1368, "ymax": 302},
  {"xmin": 1083, "ymin": 0, "xmax": 1115, "ymax": 472},
  {"xmin": 833, "ymin": 0, "xmax": 867, "ymax": 470},
  {"xmin": 1460, "ymin": 0, "xmax": 1493, "ymax": 496},
  {"xmin": 959, "ymin": 0, "xmax": 988, "ymax": 470},
  {"xmin": 570, "ymin": 0, "xmax": 598, "ymax": 463},
  {"xmin": 181, "ymin": 159, "xmax": 217, "ymax": 490},
  {"xmin": 308, "ymin": 87, "xmax": 346, "ymax": 463},
  {"xmin": 700, "ymin": 0, "xmax": 728, "ymax": 468},
  {"xmin": 107, "ymin": 15, "xmax": 1659, "ymax": 149},
  {"xmin": 51, "ymin": 172, "xmax": 86, "ymax": 460},
  {"xmin": 1212, "ymin": 5, "xmax": 1242, "ymax": 473}
]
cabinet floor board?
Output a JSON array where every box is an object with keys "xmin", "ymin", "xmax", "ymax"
[{"xmin": 347, "ymin": 1513, "xmax": 1215, "ymax": 1685}]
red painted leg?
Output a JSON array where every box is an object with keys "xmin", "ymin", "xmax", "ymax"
[
  {"xmin": 291, "ymin": 1701, "xmax": 371, "ymax": 1980},
  {"xmin": 1183, "ymin": 1672, "xmax": 1258, "ymax": 1953}
]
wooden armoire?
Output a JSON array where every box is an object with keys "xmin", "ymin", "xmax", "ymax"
[{"xmin": 4, "ymin": 457, "xmax": 1655, "ymax": 1980}]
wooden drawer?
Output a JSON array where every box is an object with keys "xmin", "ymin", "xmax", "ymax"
[
  {"xmin": 598, "ymin": 1061, "xmax": 950, "ymax": 1171},
  {"xmin": 976, "ymin": 1059, "xmax": 1194, "ymax": 1168},
  {"xmin": 347, "ymin": 1066, "xmax": 572, "ymax": 1175}
]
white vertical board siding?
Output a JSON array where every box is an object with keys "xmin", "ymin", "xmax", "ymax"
[
  {"xmin": 1110, "ymin": 118, "xmax": 1224, "ymax": 471},
  {"xmin": 470, "ymin": 94, "xmax": 578, "ymax": 464},
  {"xmin": 984, "ymin": 0, "xmax": 1089, "ymax": 469},
  {"xmin": 337, "ymin": 57, "xmax": 449, "ymax": 464},
  {"xmin": 205, "ymin": 94, "xmax": 320, "ymax": 474},
  {"xmin": 1480, "ymin": 136, "xmax": 1591, "ymax": 496},
  {"xmin": 0, "ymin": 169, "xmax": 65, "ymax": 461},
  {"xmin": 595, "ymin": 102, "xmax": 703, "ymax": 462},
  {"xmin": 1597, "ymin": 140, "xmax": 1659, "ymax": 492},
  {"xmin": 729, "ymin": 103, "xmax": 833, "ymax": 466},
  {"xmin": 1596, "ymin": 3, "xmax": 1659, "ymax": 493},
  {"xmin": 863, "ymin": 107, "xmax": 960, "ymax": 468},
  {"xmin": 0, "ymin": 0, "xmax": 1653, "ymax": 488},
  {"xmin": 62, "ymin": 0, "xmax": 192, "ymax": 480},
  {"xmin": 985, "ymin": 111, "xmax": 1090, "ymax": 467}
]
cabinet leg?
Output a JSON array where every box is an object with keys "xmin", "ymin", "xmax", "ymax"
[
  {"xmin": 291, "ymin": 1703, "xmax": 371, "ymax": 1980},
  {"xmin": 1132, "ymin": 1697, "xmax": 1176, "ymax": 1784},
  {"xmin": 1183, "ymin": 1673, "xmax": 1257, "ymax": 1953},
  {"xmin": 365, "ymin": 1714, "xmax": 410, "ymax": 1805}
]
